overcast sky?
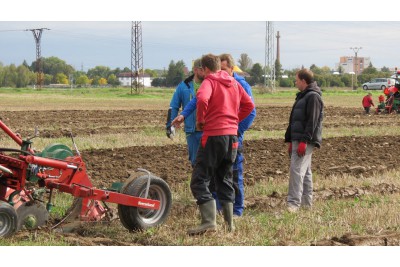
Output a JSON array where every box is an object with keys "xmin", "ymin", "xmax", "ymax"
[{"xmin": 2, "ymin": 2, "xmax": 399, "ymax": 72}]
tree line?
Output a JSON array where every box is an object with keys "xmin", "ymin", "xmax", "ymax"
[{"xmin": 0, "ymin": 54, "xmax": 395, "ymax": 89}]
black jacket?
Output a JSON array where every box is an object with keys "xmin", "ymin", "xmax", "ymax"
[{"xmin": 284, "ymin": 82, "xmax": 323, "ymax": 148}]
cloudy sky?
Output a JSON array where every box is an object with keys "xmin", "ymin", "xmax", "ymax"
[{"xmin": 1, "ymin": 2, "xmax": 399, "ymax": 72}]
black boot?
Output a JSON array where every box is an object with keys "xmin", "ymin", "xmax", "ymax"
[
  {"xmin": 187, "ymin": 200, "xmax": 217, "ymax": 236},
  {"xmin": 221, "ymin": 202, "xmax": 235, "ymax": 232}
]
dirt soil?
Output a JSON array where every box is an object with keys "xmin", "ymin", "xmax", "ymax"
[{"xmin": 2, "ymin": 106, "xmax": 400, "ymax": 245}]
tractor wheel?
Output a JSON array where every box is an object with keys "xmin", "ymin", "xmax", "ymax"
[
  {"xmin": 118, "ymin": 175, "xmax": 172, "ymax": 231},
  {"xmin": 0, "ymin": 201, "xmax": 18, "ymax": 237}
]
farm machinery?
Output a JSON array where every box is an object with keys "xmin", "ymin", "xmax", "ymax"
[
  {"xmin": 376, "ymin": 70, "xmax": 400, "ymax": 114},
  {"xmin": 0, "ymin": 119, "xmax": 172, "ymax": 237}
]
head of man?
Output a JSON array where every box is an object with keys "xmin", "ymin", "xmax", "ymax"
[
  {"xmin": 201, "ymin": 54, "xmax": 221, "ymax": 76},
  {"xmin": 193, "ymin": 58, "xmax": 204, "ymax": 82},
  {"xmin": 219, "ymin": 53, "xmax": 235, "ymax": 76},
  {"xmin": 295, "ymin": 68, "xmax": 314, "ymax": 91}
]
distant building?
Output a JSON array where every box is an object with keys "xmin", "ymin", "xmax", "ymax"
[
  {"xmin": 336, "ymin": 56, "xmax": 371, "ymax": 74},
  {"xmin": 117, "ymin": 72, "xmax": 151, "ymax": 87}
]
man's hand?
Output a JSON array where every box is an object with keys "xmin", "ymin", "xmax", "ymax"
[
  {"xmin": 196, "ymin": 121, "xmax": 205, "ymax": 131},
  {"xmin": 171, "ymin": 115, "xmax": 184, "ymax": 128},
  {"xmin": 288, "ymin": 142, "xmax": 292, "ymax": 158},
  {"xmin": 297, "ymin": 142, "xmax": 307, "ymax": 157}
]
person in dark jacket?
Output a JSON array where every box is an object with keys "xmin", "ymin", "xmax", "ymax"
[{"xmin": 284, "ymin": 68, "xmax": 323, "ymax": 213}]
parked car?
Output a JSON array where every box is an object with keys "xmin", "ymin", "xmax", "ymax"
[{"xmin": 362, "ymin": 78, "xmax": 396, "ymax": 90}]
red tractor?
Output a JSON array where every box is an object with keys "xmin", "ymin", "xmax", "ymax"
[
  {"xmin": 377, "ymin": 70, "xmax": 400, "ymax": 114},
  {"xmin": 0, "ymin": 120, "xmax": 172, "ymax": 237}
]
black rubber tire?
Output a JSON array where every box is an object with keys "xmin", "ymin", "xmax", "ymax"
[
  {"xmin": 363, "ymin": 85, "xmax": 368, "ymax": 90},
  {"xmin": 118, "ymin": 175, "xmax": 172, "ymax": 231},
  {"xmin": 381, "ymin": 85, "xmax": 386, "ymax": 90},
  {"xmin": 0, "ymin": 201, "xmax": 18, "ymax": 237}
]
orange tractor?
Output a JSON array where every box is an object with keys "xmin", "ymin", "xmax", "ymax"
[{"xmin": 0, "ymin": 120, "xmax": 172, "ymax": 237}]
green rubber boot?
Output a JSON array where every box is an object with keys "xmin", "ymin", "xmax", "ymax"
[
  {"xmin": 187, "ymin": 200, "xmax": 217, "ymax": 236},
  {"xmin": 222, "ymin": 202, "xmax": 235, "ymax": 233}
]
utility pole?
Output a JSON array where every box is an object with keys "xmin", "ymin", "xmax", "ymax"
[
  {"xmin": 350, "ymin": 47, "xmax": 362, "ymax": 90},
  {"xmin": 26, "ymin": 28, "xmax": 50, "ymax": 89},
  {"xmin": 131, "ymin": 21, "xmax": 144, "ymax": 94},
  {"xmin": 264, "ymin": 21, "xmax": 275, "ymax": 92}
]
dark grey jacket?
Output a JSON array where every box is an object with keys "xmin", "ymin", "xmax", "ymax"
[{"xmin": 284, "ymin": 82, "xmax": 323, "ymax": 148}]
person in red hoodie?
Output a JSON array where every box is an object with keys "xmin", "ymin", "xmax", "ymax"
[
  {"xmin": 187, "ymin": 54, "xmax": 254, "ymax": 235},
  {"xmin": 362, "ymin": 92, "xmax": 374, "ymax": 114}
]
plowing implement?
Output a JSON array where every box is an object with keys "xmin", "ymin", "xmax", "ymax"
[{"xmin": 0, "ymin": 120, "xmax": 172, "ymax": 237}]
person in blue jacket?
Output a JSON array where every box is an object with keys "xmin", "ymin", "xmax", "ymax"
[
  {"xmin": 172, "ymin": 53, "xmax": 256, "ymax": 216},
  {"xmin": 165, "ymin": 58, "xmax": 204, "ymax": 167}
]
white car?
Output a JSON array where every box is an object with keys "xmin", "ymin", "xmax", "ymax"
[{"xmin": 362, "ymin": 78, "xmax": 396, "ymax": 90}]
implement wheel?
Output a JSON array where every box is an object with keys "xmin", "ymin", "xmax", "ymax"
[
  {"xmin": 118, "ymin": 175, "xmax": 172, "ymax": 231},
  {"xmin": 0, "ymin": 201, "xmax": 18, "ymax": 237}
]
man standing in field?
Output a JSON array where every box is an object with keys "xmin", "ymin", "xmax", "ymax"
[
  {"xmin": 285, "ymin": 68, "xmax": 323, "ymax": 213},
  {"xmin": 165, "ymin": 59, "xmax": 204, "ymax": 166},
  {"xmin": 187, "ymin": 54, "xmax": 254, "ymax": 235},
  {"xmin": 172, "ymin": 54, "xmax": 256, "ymax": 217}
]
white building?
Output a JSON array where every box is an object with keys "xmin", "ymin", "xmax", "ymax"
[
  {"xmin": 117, "ymin": 72, "xmax": 151, "ymax": 87},
  {"xmin": 336, "ymin": 56, "xmax": 371, "ymax": 74}
]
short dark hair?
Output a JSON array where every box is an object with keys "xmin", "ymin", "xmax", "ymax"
[
  {"xmin": 201, "ymin": 54, "xmax": 221, "ymax": 72},
  {"xmin": 296, "ymin": 68, "xmax": 314, "ymax": 85}
]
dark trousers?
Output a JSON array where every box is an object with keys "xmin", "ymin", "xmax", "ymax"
[
  {"xmin": 364, "ymin": 107, "xmax": 370, "ymax": 114},
  {"xmin": 191, "ymin": 135, "xmax": 238, "ymax": 205}
]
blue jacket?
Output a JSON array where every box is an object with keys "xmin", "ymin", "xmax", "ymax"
[
  {"xmin": 180, "ymin": 72, "xmax": 256, "ymax": 144},
  {"xmin": 166, "ymin": 75, "xmax": 197, "ymax": 133}
]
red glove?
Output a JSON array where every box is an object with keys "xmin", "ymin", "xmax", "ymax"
[
  {"xmin": 297, "ymin": 142, "xmax": 307, "ymax": 157},
  {"xmin": 288, "ymin": 143, "xmax": 292, "ymax": 158}
]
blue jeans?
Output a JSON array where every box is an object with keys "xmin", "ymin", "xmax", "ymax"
[{"xmin": 186, "ymin": 131, "xmax": 203, "ymax": 166}]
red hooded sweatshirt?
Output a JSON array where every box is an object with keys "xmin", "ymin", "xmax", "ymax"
[{"xmin": 196, "ymin": 70, "xmax": 255, "ymax": 137}]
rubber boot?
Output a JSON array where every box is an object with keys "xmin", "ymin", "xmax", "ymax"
[
  {"xmin": 222, "ymin": 202, "xmax": 235, "ymax": 233},
  {"xmin": 187, "ymin": 200, "xmax": 217, "ymax": 236}
]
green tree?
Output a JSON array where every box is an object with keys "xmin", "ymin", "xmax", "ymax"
[
  {"xmin": 16, "ymin": 65, "xmax": 33, "ymax": 87},
  {"xmin": 31, "ymin": 56, "xmax": 75, "ymax": 77},
  {"xmin": 166, "ymin": 60, "xmax": 186, "ymax": 87},
  {"xmin": 87, "ymin": 66, "xmax": 111, "ymax": 79},
  {"xmin": 381, "ymin": 66, "xmax": 390, "ymax": 72},
  {"xmin": 275, "ymin": 59, "xmax": 282, "ymax": 79},
  {"xmin": 145, "ymin": 68, "xmax": 158, "ymax": 78},
  {"xmin": 363, "ymin": 62, "xmax": 377, "ymax": 74},
  {"xmin": 107, "ymin": 74, "xmax": 120, "ymax": 87},
  {"xmin": 238, "ymin": 53, "xmax": 253, "ymax": 72},
  {"xmin": 76, "ymin": 75, "xmax": 90, "ymax": 86},
  {"xmin": 55, "ymin": 73, "xmax": 69, "ymax": 84},
  {"xmin": 250, "ymin": 63, "xmax": 263, "ymax": 84}
]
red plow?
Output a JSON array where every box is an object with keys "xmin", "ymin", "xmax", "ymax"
[{"xmin": 0, "ymin": 120, "xmax": 172, "ymax": 237}]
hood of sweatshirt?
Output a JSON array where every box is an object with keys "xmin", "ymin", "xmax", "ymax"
[{"xmin": 205, "ymin": 70, "xmax": 235, "ymax": 87}]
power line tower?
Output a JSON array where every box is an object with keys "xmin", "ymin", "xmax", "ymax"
[
  {"xmin": 131, "ymin": 21, "xmax": 144, "ymax": 94},
  {"xmin": 26, "ymin": 28, "xmax": 50, "ymax": 89},
  {"xmin": 264, "ymin": 21, "xmax": 275, "ymax": 92},
  {"xmin": 350, "ymin": 47, "xmax": 362, "ymax": 90}
]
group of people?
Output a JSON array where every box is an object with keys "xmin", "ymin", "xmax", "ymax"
[{"xmin": 166, "ymin": 54, "xmax": 324, "ymax": 235}]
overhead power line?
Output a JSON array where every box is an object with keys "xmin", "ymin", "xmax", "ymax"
[{"xmin": 26, "ymin": 28, "xmax": 50, "ymax": 89}]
